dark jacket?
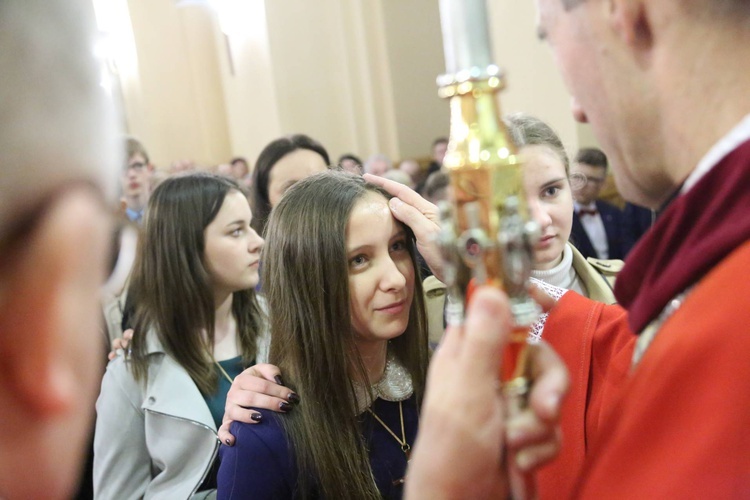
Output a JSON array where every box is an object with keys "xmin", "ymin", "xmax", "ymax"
[{"xmin": 570, "ymin": 200, "xmax": 628, "ymax": 260}]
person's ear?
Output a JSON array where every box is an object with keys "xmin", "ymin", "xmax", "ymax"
[
  {"xmin": 0, "ymin": 188, "xmax": 109, "ymax": 417},
  {"xmin": 608, "ymin": 0, "xmax": 653, "ymax": 53}
]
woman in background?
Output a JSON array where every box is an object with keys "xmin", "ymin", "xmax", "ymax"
[
  {"xmin": 94, "ymin": 173, "xmax": 270, "ymax": 499},
  {"xmin": 505, "ymin": 113, "xmax": 621, "ymax": 305},
  {"xmin": 250, "ymin": 134, "xmax": 330, "ymax": 235}
]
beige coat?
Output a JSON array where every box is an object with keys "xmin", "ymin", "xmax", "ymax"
[
  {"xmin": 570, "ymin": 244, "xmax": 623, "ymax": 305},
  {"xmin": 422, "ymin": 275, "xmax": 448, "ymax": 345}
]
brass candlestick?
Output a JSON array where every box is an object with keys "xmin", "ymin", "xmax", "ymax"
[{"xmin": 437, "ymin": 1, "xmax": 540, "ymax": 497}]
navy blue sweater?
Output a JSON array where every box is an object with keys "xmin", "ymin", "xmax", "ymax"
[{"xmin": 217, "ymin": 396, "xmax": 419, "ymax": 499}]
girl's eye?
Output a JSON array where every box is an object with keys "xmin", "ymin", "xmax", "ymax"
[
  {"xmin": 390, "ymin": 239, "xmax": 407, "ymax": 252},
  {"xmin": 542, "ymin": 186, "xmax": 560, "ymax": 198},
  {"xmin": 230, "ymin": 228, "xmax": 243, "ymax": 237},
  {"xmin": 350, "ymin": 254, "xmax": 368, "ymax": 268}
]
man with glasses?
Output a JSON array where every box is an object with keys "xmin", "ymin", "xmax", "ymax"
[
  {"xmin": 123, "ymin": 137, "xmax": 154, "ymax": 224},
  {"xmin": 0, "ymin": 0, "xmax": 118, "ymax": 498},
  {"xmin": 570, "ymin": 147, "xmax": 628, "ymax": 259}
]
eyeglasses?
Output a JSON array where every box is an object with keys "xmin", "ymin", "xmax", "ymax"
[
  {"xmin": 125, "ymin": 162, "xmax": 148, "ymax": 172},
  {"xmin": 569, "ymin": 172, "xmax": 605, "ymax": 189}
]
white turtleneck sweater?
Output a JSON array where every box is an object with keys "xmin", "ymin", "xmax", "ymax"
[{"xmin": 530, "ymin": 243, "xmax": 588, "ymax": 296}]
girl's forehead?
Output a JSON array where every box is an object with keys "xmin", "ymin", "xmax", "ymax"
[
  {"xmin": 346, "ymin": 193, "xmax": 400, "ymax": 244},
  {"xmin": 522, "ymin": 144, "xmax": 564, "ymax": 163},
  {"xmin": 522, "ymin": 145, "xmax": 567, "ymax": 175},
  {"xmin": 350, "ymin": 192, "xmax": 391, "ymax": 219}
]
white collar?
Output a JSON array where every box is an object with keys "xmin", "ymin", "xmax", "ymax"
[
  {"xmin": 531, "ymin": 243, "xmax": 575, "ymax": 291},
  {"xmin": 574, "ymin": 201, "xmax": 597, "ymax": 211},
  {"xmin": 354, "ymin": 350, "xmax": 413, "ymax": 414},
  {"xmin": 683, "ymin": 114, "xmax": 750, "ymax": 193}
]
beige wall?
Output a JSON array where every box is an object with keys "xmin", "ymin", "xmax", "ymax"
[
  {"xmin": 214, "ymin": 1, "xmax": 282, "ymax": 167},
  {"xmin": 381, "ymin": 0, "xmax": 450, "ymax": 160},
  {"xmin": 261, "ymin": 0, "xmax": 400, "ymax": 162},
  {"xmin": 115, "ymin": 0, "xmax": 592, "ymax": 169},
  {"xmin": 576, "ymin": 122, "xmax": 601, "ymax": 149},
  {"xmin": 125, "ymin": 0, "xmax": 230, "ymax": 167}
]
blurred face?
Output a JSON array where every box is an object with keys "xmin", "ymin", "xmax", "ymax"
[
  {"xmin": 204, "ymin": 190, "xmax": 264, "ymax": 296},
  {"xmin": 426, "ymin": 187, "xmax": 448, "ymax": 206},
  {"xmin": 570, "ymin": 162, "xmax": 606, "ymax": 205},
  {"xmin": 535, "ymin": 0, "xmax": 608, "ymax": 149},
  {"xmin": 340, "ymin": 158, "xmax": 363, "ymax": 175},
  {"xmin": 268, "ymin": 149, "xmax": 327, "ymax": 207},
  {"xmin": 522, "ymin": 145, "xmax": 574, "ymax": 270},
  {"xmin": 231, "ymin": 159, "xmax": 249, "ymax": 179},
  {"xmin": 399, "ymin": 160, "xmax": 421, "ymax": 181},
  {"xmin": 122, "ymin": 153, "xmax": 152, "ymax": 200},
  {"xmin": 535, "ymin": 0, "xmax": 665, "ymax": 207},
  {"xmin": 347, "ymin": 192, "xmax": 415, "ymax": 348},
  {"xmin": 365, "ymin": 159, "xmax": 390, "ymax": 176},
  {"xmin": 216, "ymin": 163, "xmax": 233, "ymax": 176}
]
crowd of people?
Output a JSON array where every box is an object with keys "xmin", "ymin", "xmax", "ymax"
[{"xmin": 2, "ymin": 0, "xmax": 749, "ymax": 499}]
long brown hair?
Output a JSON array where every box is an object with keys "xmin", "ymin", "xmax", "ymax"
[
  {"xmin": 128, "ymin": 172, "xmax": 263, "ymax": 395},
  {"xmin": 264, "ymin": 171, "xmax": 429, "ymax": 498}
]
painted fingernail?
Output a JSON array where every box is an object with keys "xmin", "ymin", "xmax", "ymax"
[
  {"xmin": 251, "ymin": 412, "xmax": 262, "ymax": 422},
  {"xmin": 288, "ymin": 392, "xmax": 301, "ymax": 404},
  {"xmin": 224, "ymin": 438, "xmax": 231, "ymax": 445},
  {"xmin": 274, "ymin": 375, "xmax": 284, "ymax": 386},
  {"xmin": 279, "ymin": 401, "xmax": 293, "ymax": 412}
]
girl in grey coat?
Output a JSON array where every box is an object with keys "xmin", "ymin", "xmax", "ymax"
[{"xmin": 94, "ymin": 173, "xmax": 272, "ymax": 499}]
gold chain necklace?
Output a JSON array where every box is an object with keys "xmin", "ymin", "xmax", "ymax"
[
  {"xmin": 366, "ymin": 400, "xmax": 410, "ymax": 459},
  {"xmin": 214, "ymin": 359, "xmax": 234, "ymax": 384}
]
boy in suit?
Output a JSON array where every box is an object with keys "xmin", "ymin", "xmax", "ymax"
[{"xmin": 570, "ymin": 148, "xmax": 627, "ymax": 259}]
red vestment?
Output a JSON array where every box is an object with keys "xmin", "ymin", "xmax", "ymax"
[
  {"xmin": 577, "ymin": 240, "xmax": 750, "ymax": 497},
  {"xmin": 575, "ymin": 137, "xmax": 750, "ymax": 497},
  {"xmin": 536, "ymin": 293, "xmax": 634, "ymax": 499}
]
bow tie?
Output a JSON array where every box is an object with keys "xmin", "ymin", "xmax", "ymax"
[{"xmin": 578, "ymin": 208, "xmax": 599, "ymax": 217}]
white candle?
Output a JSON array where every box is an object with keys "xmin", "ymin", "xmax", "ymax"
[{"xmin": 439, "ymin": 0, "xmax": 494, "ymax": 74}]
